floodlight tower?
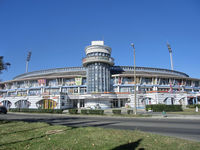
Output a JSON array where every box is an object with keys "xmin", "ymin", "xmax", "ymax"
[
  {"xmin": 167, "ymin": 42, "xmax": 174, "ymax": 70},
  {"xmin": 26, "ymin": 51, "xmax": 32, "ymax": 73}
]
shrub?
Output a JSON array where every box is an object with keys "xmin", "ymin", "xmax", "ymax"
[
  {"xmin": 146, "ymin": 104, "xmax": 183, "ymax": 112},
  {"xmin": 9, "ymin": 108, "xmax": 20, "ymax": 112},
  {"xmin": 127, "ymin": 110, "xmax": 133, "ymax": 114},
  {"xmin": 81, "ymin": 109, "xmax": 88, "ymax": 114},
  {"xmin": 9, "ymin": 108, "xmax": 63, "ymax": 114},
  {"xmin": 186, "ymin": 104, "xmax": 200, "ymax": 108},
  {"xmin": 88, "ymin": 109, "xmax": 104, "ymax": 115},
  {"xmin": 69, "ymin": 109, "xmax": 78, "ymax": 114},
  {"xmin": 112, "ymin": 109, "xmax": 121, "ymax": 114}
]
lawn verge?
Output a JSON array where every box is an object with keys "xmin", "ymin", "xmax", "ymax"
[{"xmin": 0, "ymin": 120, "xmax": 200, "ymax": 150}]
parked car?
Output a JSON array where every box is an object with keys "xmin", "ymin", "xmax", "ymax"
[{"xmin": 0, "ymin": 106, "xmax": 7, "ymax": 114}]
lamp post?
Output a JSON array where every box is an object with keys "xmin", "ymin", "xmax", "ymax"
[
  {"xmin": 26, "ymin": 51, "xmax": 32, "ymax": 73},
  {"xmin": 131, "ymin": 43, "xmax": 137, "ymax": 115}
]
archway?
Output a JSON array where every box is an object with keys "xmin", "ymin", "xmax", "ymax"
[
  {"xmin": 178, "ymin": 97, "xmax": 185, "ymax": 105},
  {"xmin": 15, "ymin": 100, "xmax": 31, "ymax": 108},
  {"xmin": 142, "ymin": 97, "xmax": 153, "ymax": 105},
  {"xmin": 163, "ymin": 97, "xmax": 175, "ymax": 105},
  {"xmin": 36, "ymin": 99, "xmax": 57, "ymax": 109},
  {"xmin": 1, "ymin": 100, "xmax": 12, "ymax": 109}
]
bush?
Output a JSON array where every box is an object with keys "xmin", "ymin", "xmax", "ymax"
[
  {"xmin": 69, "ymin": 109, "xmax": 78, "ymax": 114},
  {"xmin": 127, "ymin": 110, "xmax": 133, "ymax": 114},
  {"xmin": 9, "ymin": 108, "xmax": 63, "ymax": 114},
  {"xmin": 146, "ymin": 104, "xmax": 183, "ymax": 112},
  {"xmin": 81, "ymin": 109, "xmax": 88, "ymax": 114},
  {"xmin": 186, "ymin": 104, "xmax": 200, "ymax": 108},
  {"xmin": 9, "ymin": 108, "xmax": 20, "ymax": 112},
  {"xmin": 112, "ymin": 109, "xmax": 121, "ymax": 114},
  {"xmin": 88, "ymin": 109, "xmax": 104, "ymax": 115},
  {"xmin": 81, "ymin": 109, "xmax": 104, "ymax": 115}
]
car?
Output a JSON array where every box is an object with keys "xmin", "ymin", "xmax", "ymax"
[{"xmin": 0, "ymin": 106, "xmax": 7, "ymax": 114}]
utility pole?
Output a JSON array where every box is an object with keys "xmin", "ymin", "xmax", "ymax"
[
  {"xmin": 131, "ymin": 43, "xmax": 137, "ymax": 115},
  {"xmin": 26, "ymin": 51, "xmax": 31, "ymax": 73},
  {"xmin": 167, "ymin": 42, "xmax": 174, "ymax": 70}
]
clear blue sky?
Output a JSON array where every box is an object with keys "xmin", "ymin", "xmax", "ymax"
[{"xmin": 1, "ymin": 0, "xmax": 200, "ymax": 81}]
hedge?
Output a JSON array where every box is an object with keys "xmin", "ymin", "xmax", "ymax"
[
  {"xmin": 88, "ymin": 109, "xmax": 104, "ymax": 115},
  {"xmin": 81, "ymin": 109, "xmax": 104, "ymax": 115},
  {"xmin": 69, "ymin": 109, "xmax": 78, "ymax": 114},
  {"xmin": 9, "ymin": 108, "xmax": 63, "ymax": 114},
  {"xmin": 81, "ymin": 109, "xmax": 88, "ymax": 114},
  {"xmin": 112, "ymin": 109, "xmax": 121, "ymax": 114},
  {"xmin": 186, "ymin": 104, "xmax": 200, "ymax": 108},
  {"xmin": 127, "ymin": 110, "xmax": 133, "ymax": 114},
  {"xmin": 146, "ymin": 104, "xmax": 183, "ymax": 112}
]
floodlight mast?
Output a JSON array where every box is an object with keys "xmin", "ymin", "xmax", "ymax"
[
  {"xmin": 167, "ymin": 42, "xmax": 174, "ymax": 70},
  {"xmin": 26, "ymin": 51, "xmax": 32, "ymax": 73},
  {"xmin": 131, "ymin": 43, "xmax": 137, "ymax": 115}
]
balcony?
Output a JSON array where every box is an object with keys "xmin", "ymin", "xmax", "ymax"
[{"xmin": 82, "ymin": 56, "xmax": 114, "ymax": 66}]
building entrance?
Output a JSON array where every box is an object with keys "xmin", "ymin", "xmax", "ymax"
[
  {"xmin": 36, "ymin": 99, "xmax": 57, "ymax": 109},
  {"xmin": 111, "ymin": 99, "xmax": 118, "ymax": 108}
]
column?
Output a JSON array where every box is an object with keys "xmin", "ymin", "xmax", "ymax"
[
  {"xmin": 78, "ymin": 87, "xmax": 80, "ymax": 94},
  {"xmin": 193, "ymin": 98, "xmax": 195, "ymax": 104},
  {"xmin": 27, "ymin": 89, "xmax": 29, "ymax": 96},
  {"xmin": 117, "ymin": 86, "xmax": 120, "ymax": 92},
  {"xmin": 77, "ymin": 99, "xmax": 80, "ymax": 108},
  {"xmin": 118, "ymin": 99, "xmax": 121, "ymax": 108}
]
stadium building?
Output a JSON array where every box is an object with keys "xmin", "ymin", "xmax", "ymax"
[{"xmin": 0, "ymin": 41, "xmax": 200, "ymax": 110}]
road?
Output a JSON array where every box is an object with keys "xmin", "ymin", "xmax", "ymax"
[{"xmin": 1, "ymin": 113, "xmax": 200, "ymax": 142}]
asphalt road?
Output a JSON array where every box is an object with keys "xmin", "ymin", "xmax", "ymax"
[{"xmin": 1, "ymin": 113, "xmax": 200, "ymax": 142}]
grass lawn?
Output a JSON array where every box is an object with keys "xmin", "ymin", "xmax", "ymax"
[
  {"xmin": 167, "ymin": 108, "xmax": 200, "ymax": 115},
  {"xmin": 0, "ymin": 120, "xmax": 200, "ymax": 150}
]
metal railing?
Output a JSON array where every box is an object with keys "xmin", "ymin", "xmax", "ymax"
[
  {"xmin": 13, "ymin": 67, "xmax": 86, "ymax": 80},
  {"xmin": 82, "ymin": 56, "xmax": 114, "ymax": 66},
  {"xmin": 111, "ymin": 66, "xmax": 189, "ymax": 77}
]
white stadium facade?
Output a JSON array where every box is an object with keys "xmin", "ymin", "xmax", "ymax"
[{"xmin": 0, "ymin": 41, "xmax": 200, "ymax": 110}]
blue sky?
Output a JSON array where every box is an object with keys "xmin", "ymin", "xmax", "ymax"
[{"xmin": 0, "ymin": 0, "xmax": 200, "ymax": 81}]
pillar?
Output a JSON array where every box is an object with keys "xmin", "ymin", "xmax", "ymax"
[
  {"xmin": 118, "ymin": 99, "xmax": 121, "ymax": 108},
  {"xmin": 77, "ymin": 99, "xmax": 80, "ymax": 108},
  {"xmin": 78, "ymin": 87, "xmax": 80, "ymax": 94},
  {"xmin": 193, "ymin": 98, "xmax": 195, "ymax": 104}
]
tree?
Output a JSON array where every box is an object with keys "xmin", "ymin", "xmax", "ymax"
[{"xmin": 0, "ymin": 56, "xmax": 11, "ymax": 74}]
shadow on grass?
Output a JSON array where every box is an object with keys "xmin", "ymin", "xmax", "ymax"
[
  {"xmin": 0, "ymin": 125, "xmax": 49, "ymax": 136},
  {"xmin": 0, "ymin": 120, "xmax": 11, "ymax": 125},
  {"xmin": 112, "ymin": 139, "xmax": 144, "ymax": 150},
  {"xmin": 0, "ymin": 126, "xmax": 78, "ymax": 147},
  {"xmin": 3, "ymin": 117, "xmax": 119, "ymax": 128}
]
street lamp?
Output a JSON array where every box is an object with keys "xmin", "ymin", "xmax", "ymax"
[
  {"xmin": 131, "ymin": 43, "xmax": 137, "ymax": 115},
  {"xmin": 26, "ymin": 51, "xmax": 32, "ymax": 73}
]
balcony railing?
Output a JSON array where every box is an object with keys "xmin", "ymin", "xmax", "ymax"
[
  {"xmin": 82, "ymin": 56, "xmax": 114, "ymax": 66},
  {"xmin": 111, "ymin": 66, "xmax": 189, "ymax": 77},
  {"xmin": 14, "ymin": 67, "xmax": 86, "ymax": 80}
]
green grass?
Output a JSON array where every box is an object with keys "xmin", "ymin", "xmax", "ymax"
[
  {"xmin": 167, "ymin": 108, "xmax": 200, "ymax": 115},
  {"xmin": 0, "ymin": 120, "xmax": 200, "ymax": 150}
]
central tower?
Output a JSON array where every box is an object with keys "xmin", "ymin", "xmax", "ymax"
[{"xmin": 82, "ymin": 41, "xmax": 114, "ymax": 93}]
